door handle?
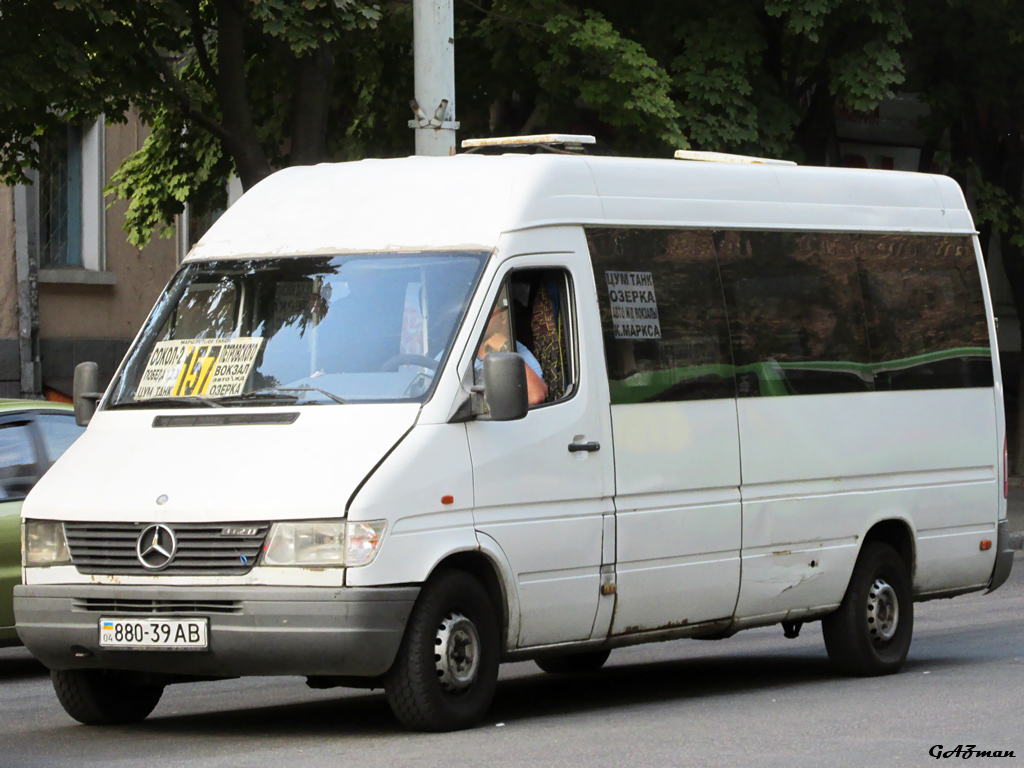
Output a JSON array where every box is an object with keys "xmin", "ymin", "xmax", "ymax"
[{"xmin": 568, "ymin": 441, "xmax": 600, "ymax": 453}]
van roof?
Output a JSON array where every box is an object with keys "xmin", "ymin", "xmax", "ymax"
[{"xmin": 187, "ymin": 154, "xmax": 974, "ymax": 261}]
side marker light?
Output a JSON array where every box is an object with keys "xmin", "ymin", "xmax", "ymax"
[{"xmin": 980, "ymin": 540, "xmax": 992, "ymax": 551}]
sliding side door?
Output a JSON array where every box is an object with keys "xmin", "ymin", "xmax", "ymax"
[{"xmin": 587, "ymin": 229, "xmax": 742, "ymax": 635}]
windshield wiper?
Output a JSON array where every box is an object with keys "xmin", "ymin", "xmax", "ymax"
[
  {"xmin": 211, "ymin": 391, "xmax": 300, "ymax": 406},
  {"xmin": 269, "ymin": 386, "xmax": 348, "ymax": 404},
  {"xmin": 110, "ymin": 395, "xmax": 225, "ymax": 410}
]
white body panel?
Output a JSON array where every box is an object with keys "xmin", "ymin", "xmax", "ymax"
[
  {"xmin": 610, "ymin": 401, "xmax": 741, "ymax": 633},
  {"xmin": 735, "ymin": 388, "xmax": 999, "ymax": 619},
  {"xmin": 24, "ymin": 405, "xmax": 418, "ymax": 524}
]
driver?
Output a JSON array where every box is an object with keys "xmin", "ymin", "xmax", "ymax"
[{"xmin": 477, "ymin": 298, "xmax": 548, "ymax": 406}]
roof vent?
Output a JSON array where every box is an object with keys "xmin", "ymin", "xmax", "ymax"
[
  {"xmin": 461, "ymin": 134, "xmax": 596, "ymax": 154},
  {"xmin": 674, "ymin": 149, "xmax": 796, "ymax": 166}
]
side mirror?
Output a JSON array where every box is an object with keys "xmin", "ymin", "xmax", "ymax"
[
  {"xmin": 482, "ymin": 352, "xmax": 528, "ymax": 421},
  {"xmin": 73, "ymin": 362, "xmax": 103, "ymax": 427}
]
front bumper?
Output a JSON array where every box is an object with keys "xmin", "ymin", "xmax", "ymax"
[{"xmin": 14, "ymin": 583, "xmax": 419, "ymax": 677}]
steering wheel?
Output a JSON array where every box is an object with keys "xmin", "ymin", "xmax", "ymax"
[{"xmin": 381, "ymin": 354, "xmax": 439, "ymax": 372}]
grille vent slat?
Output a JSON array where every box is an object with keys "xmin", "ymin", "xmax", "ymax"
[
  {"xmin": 72, "ymin": 598, "xmax": 243, "ymax": 615},
  {"xmin": 64, "ymin": 522, "xmax": 269, "ymax": 576}
]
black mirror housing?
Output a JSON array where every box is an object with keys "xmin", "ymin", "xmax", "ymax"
[
  {"xmin": 482, "ymin": 352, "xmax": 529, "ymax": 421},
  {"xmin": 73, "ymin": 362, "xmax": 101, "ymax": 427}
]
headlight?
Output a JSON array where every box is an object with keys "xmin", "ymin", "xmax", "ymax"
[
  {"xmin": 24, "ymin": 520, "xmax": 72, "ymax": 566},
  {"xmin": 262, "ymin": 520, "xmax": 386, "ymax": 567}
]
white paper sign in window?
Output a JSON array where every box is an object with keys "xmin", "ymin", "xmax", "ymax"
[
  {"xmin": 136, "ymin": 337, "xmax": 264, "ymax": 400},
  {"xmin": 605, "ymin": 271, "xmax": 661, "ymax": 340}
]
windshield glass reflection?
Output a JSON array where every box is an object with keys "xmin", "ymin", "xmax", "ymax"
[{"xmin": 108, "ymin": 252, "xmax": 487, "ymax": 408}]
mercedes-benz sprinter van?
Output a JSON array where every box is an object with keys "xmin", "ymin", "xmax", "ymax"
[{"xmin": 16, "ymin": 139, "xmax": 1014, "ymax": 731}]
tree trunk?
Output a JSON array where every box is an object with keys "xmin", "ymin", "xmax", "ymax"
[
  {"xmin": 289, "ymin": 43, "xmax": 335, "ymax": 166},
  {"xmin": 215, "ymin": 0, "xmax": 273, "ymax": 190},
  {"xmin": 794, "ymin": 82, "xmax": 839, "ymax": 166}
]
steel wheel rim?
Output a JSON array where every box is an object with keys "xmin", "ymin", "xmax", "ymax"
[
  {"xmin": 866, "ymin": 578, "xmax": 899, "ymax": 644},
  {"xmin": 434, "ymin": 612, "xmax": 481, "ymax": 692}
]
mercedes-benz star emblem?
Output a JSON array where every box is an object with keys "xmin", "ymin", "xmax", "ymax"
[{"xmin": 136, "ymin": 524, "xmax": 177, "ymax": 571}]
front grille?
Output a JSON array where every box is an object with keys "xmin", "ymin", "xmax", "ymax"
[
  {"xmin": 73, "ymin": 598, "xmax": 243, "ymax": 614},
  {"xmin": 64, "ymin": 521, "xmax": 270, "ymax": 575}
]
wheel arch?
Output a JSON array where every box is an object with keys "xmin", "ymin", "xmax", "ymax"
[
  {"xmin": 861, "ymin": 518, "xmax": 916, "ymax": 582},
  {"xmin": 428, "ymin": 549, "xmax": 512, "ymax": 653}
]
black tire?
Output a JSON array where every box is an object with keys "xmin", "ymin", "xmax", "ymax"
[
  {"xmin": 822, "ymin": 541, "xmax": 913, "ymax": 676},
  {"xmin": 51, "ymin": 669, "xmax": 164, "ymax": 725},
  {"xmin": 535, "ymin": 649, "xmax": 611, "ymax": 674},
  {"xmin": 384, "ymin": 570, "xmax": 499, "ymax": 732}
]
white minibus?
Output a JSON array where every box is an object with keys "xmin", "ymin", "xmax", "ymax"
[{"xmin": 15, "ymin": 137, "xmax": 1014, "ymax": 731}]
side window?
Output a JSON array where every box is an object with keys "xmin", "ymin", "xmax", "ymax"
[
  {"xmin": 0, "ymin": 423, "xmax": 41, "ymax": 501},
  {"xmin": 475, "ymin": 268, "xmax": 576, "ymax": 407},
  {"xmin": 34, "ymin": 414, "xmax": 85, "ymax": 467},
  {"xmin": 587, "ymin": 228, "xmax": 735, "ymax": 404},
  {"xmin": 717, "ymin": 231, "xmax": 872, "ymax": 396},
  {"xmin": 857, "ymin": 234, "xmax": 992, "ymax": 390},
  {"xmin": 717, "ymin": 231, "xmax": 991, "ymax": 396}
]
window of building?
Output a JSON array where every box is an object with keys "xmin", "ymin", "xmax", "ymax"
[{"xmin": 24, "ymin": 117, "xmax": 107, "ymax": 281}]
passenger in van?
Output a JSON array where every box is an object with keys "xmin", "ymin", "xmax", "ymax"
[{"xmin": 478, "ymin": 299, "xmax": 548, "ymax": 405}]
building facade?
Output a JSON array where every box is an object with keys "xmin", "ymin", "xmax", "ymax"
[{"xmin": 0, "ymin": 110, "xmax": 179, "ymax": 399}]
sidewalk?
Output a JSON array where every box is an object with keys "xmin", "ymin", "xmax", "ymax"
[{"xmin": 1006, "ymin": 479, "xmax": 1024, "ymax": 549}]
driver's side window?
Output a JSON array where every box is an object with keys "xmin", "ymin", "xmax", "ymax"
[{"xmin": 475, "ymin": 268, "xmax": 575, "ymax": 407}]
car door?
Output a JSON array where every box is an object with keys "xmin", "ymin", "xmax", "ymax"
[{"xmin": 466, "ymin": 254, "xmax": 615, "ymax": 648}]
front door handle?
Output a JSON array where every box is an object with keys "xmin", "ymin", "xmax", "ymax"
[{"xmin": 568, "ymin": 441, "xmax": 600, "ymax": 453}]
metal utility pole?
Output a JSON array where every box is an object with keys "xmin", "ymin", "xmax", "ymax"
[
  {"xmin": 410, "ymin": 0, "xmax": 459, "ymax": 156},
  {"xmin": 13, "ymin": 185, "xmax": 40, "ymax": 397}
]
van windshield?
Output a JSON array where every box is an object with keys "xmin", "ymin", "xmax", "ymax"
[{"xmin": 107, "ymin": 252, "xmax": 487, "ymax": 408}]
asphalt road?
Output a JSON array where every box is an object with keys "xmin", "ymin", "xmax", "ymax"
[{"xmin": 1, "ymin": 554, "xmax": 1022, "ymax": 768}]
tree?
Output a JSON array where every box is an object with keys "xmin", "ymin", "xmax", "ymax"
[
  {"xmin": 455, "ymin": 0, "xmax": 907, "ymax": 163},
  {"xmin": 0, "ymin": 0, "xmax": 387, "ymax": 245},
  {"xmin": 904, "ymin": 0, "xmax": 1024, "ymax": 469},
  {"xmin": 1, "ymin": 0, "xmax": 908, "ymax": 248}
]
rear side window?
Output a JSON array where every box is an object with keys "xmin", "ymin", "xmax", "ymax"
[
  {"xmin": 0, "ymin": 423, "xmax": 40, "ymax": 501},
  {"xmin": 588, "ymin": 228, "xmax": 991, "ymax": 400},
  {"xmin": 717, "ymin": 232, "xmax": 991, "ymax": 395}
]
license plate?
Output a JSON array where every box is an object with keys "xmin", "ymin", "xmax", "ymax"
[{"xmin": 99, "ymin": 617, "xmax": 208, "ymax": 650}]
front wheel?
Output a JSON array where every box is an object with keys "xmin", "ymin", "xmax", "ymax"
[
  {"xmin": 51, "ymin": 669, "xmax": 164, "ymax": 725},
  {"xmin": 384, "ymin": 570, "xmax": 499, "ymax": 731},
  {"xmin": 822, "ymin": 541, "xmax": 913, "ymax": 676}
]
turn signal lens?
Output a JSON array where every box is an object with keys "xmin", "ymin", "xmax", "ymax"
[
  {"xmin": 344, "ymin": 521, "xmax": 387, "ymax": 567},
  {"xmin": 981, "ymin": 540, "xmax": 992, "ymax": 551}
]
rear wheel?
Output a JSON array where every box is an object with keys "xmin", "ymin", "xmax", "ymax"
[
  {"xmin": 822, "ymin": 541, "xmax": 913, "ymax": 676},
  {"xmin": 384, "ymin": 570, "xmax": 499, "ymax": 731},
  {"xmin": 51, "ymin": 669, "xmax": 164, "ymax": 725},
  {"xmin": 535, "ymin": 649, "xmax": 611, "ymax": 674}
]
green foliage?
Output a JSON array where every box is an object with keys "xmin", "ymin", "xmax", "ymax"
[
  {"xmin": 0, "ymin": 0, "xmax": 922, "ymax": 247},
  {"xmin": 106, "ymin": 111, "xmax": 231, "ymax": 247},
  {"xmin": 965, "ymin": 162, "xmax": 1024, "ymax": 248}
]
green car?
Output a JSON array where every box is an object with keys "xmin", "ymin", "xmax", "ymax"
[{"xmin": 0, "ymin": 399, "xmax": 84, "ymax": 647}]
